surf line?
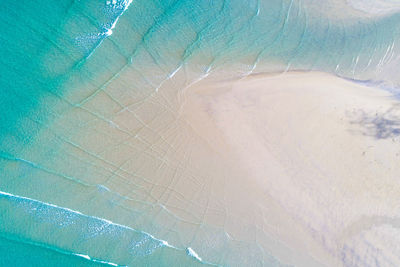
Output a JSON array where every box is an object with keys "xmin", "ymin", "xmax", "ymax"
[{"xmin": 0, "ymin": 190, "xmax": 220, "ymax": 266}]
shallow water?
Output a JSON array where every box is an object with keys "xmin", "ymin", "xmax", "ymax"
[{"xmin": 1, "ymin": 0, "xmax": 399, "ymax": 266}]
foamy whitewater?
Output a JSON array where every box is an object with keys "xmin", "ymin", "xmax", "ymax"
[{"xmin": 1, "ymin": 0, "xmax": 400, "ymax": 266}]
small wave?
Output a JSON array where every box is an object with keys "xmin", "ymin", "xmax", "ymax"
[
  {"xmin": 0, "ymin": 190, "xmax": 217, "ymax": 266},
  {"xmin": 187, "ymin": 247, "xmax": 203, "ymax": 262}
]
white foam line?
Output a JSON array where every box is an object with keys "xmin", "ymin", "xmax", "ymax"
[
  {"xmin": 0, "ymin": 190, "xmax": 174, "ymax": 248},
  {"xmin": 0, "ymin": 190, "xmax": 84, "ymax": 215},
  {"xmin": 84, "ymin": 0, "xmax": 134, "ymax": 60},
  {"xmin": 0, "ymin": 190, "xmax": 222, "ymax": 266},
  {"xmin": 155, "ymin": 64, "xmax": 183, "ymax": 92},
  {"xmin": 75, "ymin": 253, "xmax": 91, "ymax": 260},
  {"xmin": 74, "ymin": 253, "xmax": 119, "ymax": 266},
  {"xmin": 187, "ymin": 247, "xmax": 202, "ymax": 261},
  {"xmin": 104, "ymin": 0, "xmax": 133, "ymax": 36}
]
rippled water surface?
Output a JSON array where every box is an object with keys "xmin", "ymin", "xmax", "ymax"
[{"xmin": 1, "ymin": 0, "xmax": 400, "ymax": 266}]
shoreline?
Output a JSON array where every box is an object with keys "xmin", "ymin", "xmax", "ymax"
[{"xmin": 3, "ymin": 70, "xmax": 400, "ymax": 266}]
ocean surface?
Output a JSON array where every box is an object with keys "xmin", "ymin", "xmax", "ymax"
[{"xmin": 1, "ymin": 0, "xmax": 399, "ymax": 266}]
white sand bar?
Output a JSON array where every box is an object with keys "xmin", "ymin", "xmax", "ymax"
[
  {"xmin": 21, "ymin": 70, "xmax": 400, "ymax": 266},
  {"xmin": 180, "ymin": 71, "xmax": 400, "ymax": 266}
]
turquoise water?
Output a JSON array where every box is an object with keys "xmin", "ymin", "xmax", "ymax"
[
  {"xmin": 1, "ymin": 0, "xmax": 399, "ymax": 266},
  {"xmin": 0, "ymin": 191, "xmax": 207, "ymax": 266},
  {"xmin": 0, "ymin": 236, "xmax": 107, "ymax": 267}
]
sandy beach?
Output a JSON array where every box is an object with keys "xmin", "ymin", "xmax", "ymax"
[
  {"xmin": 3, "ymin": 67, "xmax": 400, "ymax": 266},
  {"xmin": 52, "ymin": 70, "xmax": 400, "ymax": 265},
  {"xmin": 176, "ymin": 71, "xmax": 400, "ymax": 265}
]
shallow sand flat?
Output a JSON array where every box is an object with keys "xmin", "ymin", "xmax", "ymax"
[
  {"xmin": 183, "ymin": 71, "xmax": 400, "ymax": 265},
  {"xmin": 1, "ymin": 0, "xmax": 400, "ymax": 265},
  {"xmin": 4, "ymin": 70, "xmax": 400, "ymax": 266},
  {"xmin": 347, "ymin": 0, "xmax": 400, "ymax": 15}
]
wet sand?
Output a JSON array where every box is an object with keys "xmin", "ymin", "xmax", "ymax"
[{"xmin": 6, "ymin": 70, "xmax": 400, "ymax": 266}]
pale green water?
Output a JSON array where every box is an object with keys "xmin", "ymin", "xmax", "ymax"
[{"xmin": 1, "ymin": 0, "xmax": 399, "ymax": 266}]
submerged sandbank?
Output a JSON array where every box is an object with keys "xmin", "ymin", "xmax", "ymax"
[{"xmin": 3, "ymin": 70, "xmax": 400, "ymax": 266}]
